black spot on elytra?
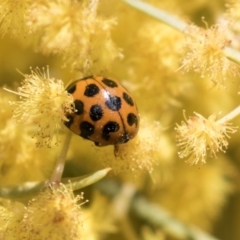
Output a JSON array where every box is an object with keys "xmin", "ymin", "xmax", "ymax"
[
  {"xmin": 80, "ymin": 121, "xmax": 94, "ymax": 139},
  {"xmin": 67, "ymin": 84, "xmax": 76, "ymax": 94},
  {"xmin": 123, "ymin": 92, "xmax": 134, "ymax": 106},
  {"xmin": 102, "ymin": 78, "xmax": 118, "ymax": 88},
  {"xmin": 90, "ymin": 104, "xmax": 103, "ymax": 121},
  {"xmin": 127, "ymin": 113, "xmax": 138, "ymax": 126},
  {"xmin": 74, "ymin": 100, "xmax": 84, "ymax": 115},
  {"xmin": 102, "ymin": 121, "xmax": 119, "ymax": 141},
  {"xmin": 84, "ymin": 84, "xmax": 100, "ymax": 97},
  {"xmin": 64, "ymin": 115, "xmax": 74, "ymax": 128},
  {"xmin": 105, "ymin": 95, "xmax": 121, "ymax": 111}
]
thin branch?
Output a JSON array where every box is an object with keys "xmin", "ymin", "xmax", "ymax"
[
  {"xmin": 96, "ymin": 180, "xmax": 219, "ymax": 240},
  {"xmin": 49, "ymin": 131, "xmax": 72, "ymax": 184},
  {"xmin": 133, "ymin": 196, "xmax": 219, "ymax": 240},
  {"xmin": 123, "ymin": 0, "xmax": 240, "ymax": 65},
  {"xmin": 217, "ymin": 105, "xmax": 240, "ymax": 124},
  {"xmin": 0, "ymin": 168, "xmax": 112, "ymax": 200},
  {"xmin": 123, "ymin": 0, "xmax": 187, "ymax": 31}
]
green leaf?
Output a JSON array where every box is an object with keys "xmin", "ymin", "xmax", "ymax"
[
  {"xmin": 62, "ymin": 167, "xmax": 112, "ymax": 191},
  {"xmin": 0, "ymin": 168, "xmax": 111, "ymax": 201}
]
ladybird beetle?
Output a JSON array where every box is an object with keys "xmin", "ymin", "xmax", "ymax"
[{"xmin": 64, "ymin": 76, "xmax": 139, "ymax": 147}]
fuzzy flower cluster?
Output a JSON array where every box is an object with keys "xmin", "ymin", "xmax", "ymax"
[
  {"xmin": 7, "ymin": 67, "xmax": 74, "ymax": 147},
  {"xmin": 0, "ymin": 0, "xmax": 122, "ymax": 73},
  {"xmin": 175, "ymin": 112, "xmax": 238, "ymax": 165},
  {"xmin": 0, "ymin": 0, "xmax": 30, "ymax": 37},
  {"xmin": 30, "ymin": 0, "xmax": 122, "ymax": 73},
  {"xmin": 1, "ymin": 184, "xmax": 84, "ymax": 240},
  {"xmin": 104, "ymin": 118, "xmax": 164, "ymax": 176},
  {"xmin": 180, "ymin": 22, "xmax": 240, "ymax": 88},
  {"xmin": 0, "ymin": 90, "xmax": 58, "ymax": 185},
  {"xmin": 81, "ymin": 191, "xmax": 117, "ymax": 239}
]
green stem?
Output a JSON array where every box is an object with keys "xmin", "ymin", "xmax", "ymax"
[
  {"xmin": 224, "ymin": 47, "xmax": 240, "ymax": 64},
  {"xmin": 217, "ymin": 105, "xmax": 240, "ymax": 124},
  {"xmin": 0, "ymin": 168, "xmax": 112, "ymax": 200},
  {"xmin": 49, "ymin": 131, "xmax": 72, "ymax": 184},
  {"xmin": 123, "ymin": 0, "xmax": 187, "ymax": 31}
]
